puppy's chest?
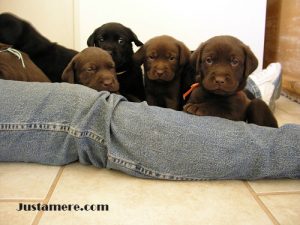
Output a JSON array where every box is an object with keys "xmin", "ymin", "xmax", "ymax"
[
  {"xmin": 190, "ymin": 88, "xmax": 250, "ymax": 120},
  {"xmin": 145, "ymin": 78, "xmax": 179, "ymax": 95}
]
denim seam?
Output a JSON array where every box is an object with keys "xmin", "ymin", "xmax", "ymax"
[
  {"xmin": 107, "ymin": 154, "xmax": 208, "ymax": 181},
  {"xmin": 0, "ymin": 123, "xmax": 104, "ymax": 144}
]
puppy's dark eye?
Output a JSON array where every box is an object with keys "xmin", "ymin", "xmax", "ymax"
[
  {"xmin": 118, "ymin": 38, "xmax": 124, "ymax": 45},
  {"xmin": 205, "ymin": 57, "xmax": 213, "ymax": 65},
  {"xmin": 148, "ymin": 55, "xmax": 155, "ymax": 61},
  {"xmin": 169, "ymin": 56, "xmax": 176, "ymax": 61},
  {"xmin": 97, "ymin": 37, "xmax": 104, "ymax": 42},
  {"xmin": 231, "ymin": 58, "xmax": 239, "ymax": 67},
  {"xmin": 86, "ymin": 67, "xmax": 95, "ymax": 72}
]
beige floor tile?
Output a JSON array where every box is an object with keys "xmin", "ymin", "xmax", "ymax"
[
  {"xmin": 38, "ymin": 163, "xmax": 273, "ymax": 225},
  {"xmin": 248, "ymin": 179, "xmax": 300, "ymax": 194},
  {"xmin": 275, "ymin": 108, "xmax": 300, "ymax": 126},
  {"xmin": 276, "ymin": 96, "xmax": 300, "ymax": 116},
  {"xmin": 0, "ymin": 202, "xmax": 38, "ymax": 225},
  {"xmin": 0, "ymin": 163, "xmax": 60, "ymax": 199},
  {"xmin": 260, "ymin": 194, "xmax": 300, "ymax": 225},
  {"xmin": 274, "ymin": 96, "xmax": 300, "ymax": 126}
]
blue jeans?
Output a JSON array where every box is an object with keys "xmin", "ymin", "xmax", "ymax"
[{"xmin": 0, "ymin": 80, "xmax": 299, "ymax": 180}]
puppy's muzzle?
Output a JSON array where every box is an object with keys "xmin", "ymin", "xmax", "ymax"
[
  {"xmin": 149, "ymin": 67, "xmax": 174, "ymax": 81},
  {"xmin": 213, "ymin": 74, "xmax": 227, "ymax": 86},
  {"xmin": 204, "ymin": 73, "xmax": 238, "ymax": 95},
  {"xmin": 155, "ymin": 69, "xmax": 165, "ymax": 77}
]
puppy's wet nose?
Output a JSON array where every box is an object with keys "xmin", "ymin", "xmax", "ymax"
[
  {"xmin": 214, "ymin": 76, "xmax": 225, "ymax": 85},
  {"xmin": 155, "ymin": 69, "xmax": 164, "ymax": 77},
  {"xmin": 103, "ymin": 79, "xmax": 113, "ymax": 87}
]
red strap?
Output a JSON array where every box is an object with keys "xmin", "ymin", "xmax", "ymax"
[{"xmin": 183, "ymin": 83, "xmax": 200, "ymax": 100}]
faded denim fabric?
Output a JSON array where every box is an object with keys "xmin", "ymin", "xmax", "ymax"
[
  {"xmin": 245, "ymin": 77, "xmax": 262, "ymax": 99},
  {"xmin": 0, "ymin": 80, "xmax": 299, "ymax": 180}
]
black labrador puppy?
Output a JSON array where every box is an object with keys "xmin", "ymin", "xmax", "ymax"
[
  {"xmin": 0, "ymin": 12, "xmax": 78, "ymax": 82},
  {"xmin": 87, "ymin": 22, "xmax": 145, "ymax": 101}
]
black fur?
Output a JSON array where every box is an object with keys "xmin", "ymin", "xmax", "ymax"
[
  {"xmin": 87, "ymin": 22, "xmax": 145, "ymax": 101},
  {"xmin": 0, "ymin": 13, "xmax": 78, "ymax": 82}
]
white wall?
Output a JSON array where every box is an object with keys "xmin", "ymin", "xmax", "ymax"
[
  {"xmin": 0, "ymin": 0, "xmax": 267, "ymax": 69},
  {"xmin": 75, "ymin": 0, "xmax": 267, "ymax": 69},
  {"xmin": 0, "ymin": 0, "xmax": 74, "ymax": 49}
]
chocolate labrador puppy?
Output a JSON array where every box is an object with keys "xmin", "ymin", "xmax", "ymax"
[
  {"xmin": 61, "ymin": 47, "xmax": 119, "ymax": 93},
  {"xmin": 133, "ymin": 35, "xmax": 193, "ymax": 110},
  {"xmin": 87, "ymin": 22, "xmax": 145, "ymax": 101},
  {"xmin": 183, "ymin": 35, "xmax": 278, "ymax": 127},
  {"xmin": 0, "ymin": 12, "xmax": 78, "ymax": 82},
  {"xmin": 0, "ymin": 43, "xmax": 50, "ymax": 82}
]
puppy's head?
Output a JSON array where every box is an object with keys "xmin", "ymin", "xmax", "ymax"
[
  {"xmin": 61, "ymin": 47, "xmax": 119, "ymax": 92},
  {"xmin": 0, "ymin": 13, "xmax": 24, "ymax": 46},
  {"xmin": 133, "ymin": 35, "xmax": 190, "ymax": 82},
  {"xmin": 191, "ymin": 35, "xmax": 258, "ymax": 95},
  {"xmin": 87, "ymin": 22, "xmax": 143, "ymax": 70},
  {"xmin": 0, "ymin": 13, "xmax": 50, "ymax": 54}
]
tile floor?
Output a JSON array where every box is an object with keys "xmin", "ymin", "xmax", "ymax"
[{"xmin": 0, "ymin": 96, "xmax": 299, "ymax": 225}]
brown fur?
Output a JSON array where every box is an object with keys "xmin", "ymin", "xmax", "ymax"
[
  {"xmin": 184, "ymin": 35, "xmax": 278, "ymax": 127},
  {"xmin": 61, "ymin": 47, "xmax": 119, "ymax": 93},
  {"xmin": 0, "ymin": 43, "xmax": 50, "ymax": 82},
  {"xmin": 134, "ymin": 35, "xmax": 192, "ymax": 110}
]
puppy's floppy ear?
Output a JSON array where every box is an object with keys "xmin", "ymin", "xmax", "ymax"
[
  {"xmin": 87, "ymin": 31, "xmax": 95, "ymax": 46},
  {"xmin": 236, "ymin": 43, "xmax": 258, "ymax": 91},
  {"xmin": 190, "ymin": 42, "xmax": 205, "ymax": 76},
  {"xmin": 126, "ymin": 27, "xmax": 143, "ymax": 46},
  {"xmin": 177, "ymin": 41, "xmax": 191, "ymax": 66},
  {"xmin": 61, "ymin": 56, "xmax": 77, "ymax": 83},
  {"xmin": 243, "ymin": 45, "xmax": 258, "ymax": 77},
  {"xmin": 133, "ymin": 45, "xmax": 146, "ymax": 65}
]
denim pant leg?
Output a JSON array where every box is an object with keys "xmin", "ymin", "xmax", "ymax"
[
  {"xmin": 245, "ymin": 77, "xmax": 262, "ymax": 99},
  {"xmin": 0, "ymin": 80, "xmax": 124, "ymax": 167},
  {"xmin": 107, "ymin": 101, "xmax": 300, "ymax": 180},
  {"xmin": 0, "ymin": 80, "xmax": 299, "ymax": 180}
]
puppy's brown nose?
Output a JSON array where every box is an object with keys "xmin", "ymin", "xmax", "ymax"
[
  {"xmin": 155, "ymin": 69, "xmax": 164, "ymax": 77},
  {"xmin": 102, "ymin": 79, "xmax": 113, "ymax": 87},
  {"xmin": 214, "ymin": 76, "xmax": 225, "ymax": 85}
]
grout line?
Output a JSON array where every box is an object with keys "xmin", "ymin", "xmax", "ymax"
[
  {"xmin": 31, "ymin": 166, "xmax": 65, "ymax": 225},
  {"xmin": 257, "ymin": 191, "xmax": 300, "ymax": 196},
  {"xmin": 243, "ymin": 181, "xmax": 280, "ymax": 225}
]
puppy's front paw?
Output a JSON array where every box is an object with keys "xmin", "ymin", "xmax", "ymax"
[{"xmin": 183, "ymin": 103, "xmax": 206, "ymax": 116}]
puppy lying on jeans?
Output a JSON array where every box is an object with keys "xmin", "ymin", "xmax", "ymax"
[
  {"xmin": 134, "ymin": 35, "xmax": 194, "ymax": 110},
  {"xmin": 61, "ymin": 47, "xmax": 119, "ymax": 93},
  {"xmin": 0, "ymin": 43, "xmax": 50, "ymax": 82},
  {"xmin": 0, "ymin": 13, "xmax": 78, "ymax": 82},
  {"xmin": 183, "ymin": 35, "xmax": 278, "ymax": 127},
  {"xmin": 87, "ymin": 23, "xmax": 145, "ymax": 101}
]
